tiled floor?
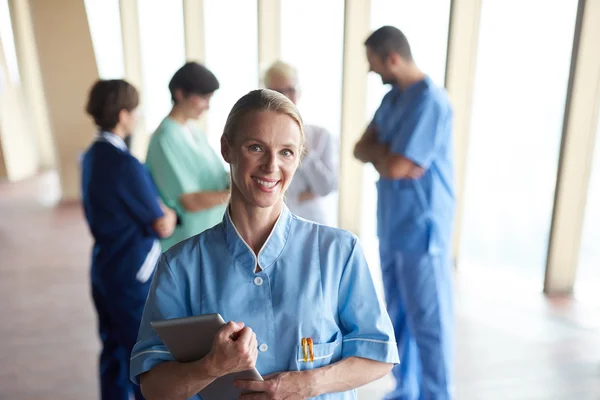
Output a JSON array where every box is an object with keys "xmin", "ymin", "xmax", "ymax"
[{"xmin": 1, "ymin": 171, "xmax": 599, "ymax": 400}]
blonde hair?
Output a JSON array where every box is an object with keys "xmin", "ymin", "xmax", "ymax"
[
  {"xmin": 263, "ymin": 61, "xmax": 298, "ymax": 88},
  {"xmin": 222, "ymin": 89, "xmax": 306, "ymax": 155}
]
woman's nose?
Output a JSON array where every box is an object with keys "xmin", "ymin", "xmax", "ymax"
[{"xmin": 261, "ymin": 151, "xmax": 278, "ymax": 173}]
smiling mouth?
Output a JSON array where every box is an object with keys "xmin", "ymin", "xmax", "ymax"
[{"xmin": 252, "ymin": 177, "xmax": 280, "ymax": 189}]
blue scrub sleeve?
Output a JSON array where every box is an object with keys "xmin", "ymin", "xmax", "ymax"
[
  {"xmin": 390, "ymin": 95, "xmax": 445, "ymax": 169},
  {"xmin": 338, "ymin": 239, "xmax": 400, "ymax": 364},
  {"xmin": 118, "ymin": 157, "xmax": 164, "ymax": 227},
  {"xmin": 130, "ymin": 254, "xmax": 189, "ymax": 384}
]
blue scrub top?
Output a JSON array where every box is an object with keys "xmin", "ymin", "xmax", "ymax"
[
  {"xmin": 373, "ymin": 77, "xmax": 455, "ymax": 254},
  {"xmin": 130, "ymin": 206, "xmax": 399, "ymax": 399},
  {"xmin": 81, "ymin": 133, "xmax": 164, "ymax": 286}
]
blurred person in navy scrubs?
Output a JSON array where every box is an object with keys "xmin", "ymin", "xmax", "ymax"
[{"xmin": 82, "ymin": 79, "xmax": 177, "ymax": 400}]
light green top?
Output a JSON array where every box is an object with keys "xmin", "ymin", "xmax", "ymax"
[{"xmin": 146, "ymin": 118, "xmax": 229, "ymax": 251}]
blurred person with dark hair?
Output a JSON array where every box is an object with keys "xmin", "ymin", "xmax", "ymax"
[
  {"xmin": 82, "ymin": 79, "xmax": 177, "ymax": 400},
  {"xmin": 354, "ymin": 26, "xmax": 455, "ymax": 400},
  {"xmin": 145, "ymin": 62, "xmax": 230, "ymax": 251},
  {"xmin": 263, "ymin": 61, "xmax": 338, "ymax": 225}
]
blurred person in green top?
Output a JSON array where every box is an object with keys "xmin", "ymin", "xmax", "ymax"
[{"xmin": 146, "ymin": 62, "xmax": 229, "ymax": 251}]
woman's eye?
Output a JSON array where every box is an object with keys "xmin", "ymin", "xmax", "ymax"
[
  {"xmin": 248, "ymin": 144, "xmax": 262, "ymax": 152},
  {"xmin": 281, "ymin": 149, "xmax": 293, "ymax": 157}
]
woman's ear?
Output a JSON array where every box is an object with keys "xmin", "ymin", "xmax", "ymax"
[
  {"xmin": 117, "ymin": 108, "xmax": 128, "ymax": 126},
  {"xmin": 174, "ymin": 88, "xmax": 185, "ymax": 104},
  {"xmin": 221, "ymin": 136, "xmax": 232, "ymax": 164}
]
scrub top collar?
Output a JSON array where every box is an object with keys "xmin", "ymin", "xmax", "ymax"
[
  {"xmin": 98, "ymin": 131, "xmax": 128, "ymax": 152},
  {"xmin": 391, "ymin": 75, "xmax": 431, "ymax": 98},
  {"xmin": 223, "ymin": 203, "xmax": 293, "ymax": 273}
]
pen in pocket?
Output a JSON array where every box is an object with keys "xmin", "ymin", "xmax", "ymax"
[{"xmin": 301, "ymin": 337, "xmax": 314, "ymax": 363}]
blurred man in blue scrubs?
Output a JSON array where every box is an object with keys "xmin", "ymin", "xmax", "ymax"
[{"xmin": 354, "ymin": 26, "xmax": 455, "ymax": 400}]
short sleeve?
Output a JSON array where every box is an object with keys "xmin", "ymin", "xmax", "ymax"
[
  {"xmin": 118, "ymin": 157, "xmax": 164, "ymax": 226},
  {"xmin": 338, "ymin": 239, "xmax": 399, "ymax": 364},
  {"xmin": 389, "ymin": 94, "xmax": 448, "ymax": 169},
  {"xmin": 146, "ymin": 132, "xmax": 200, "ymax": 214},
  {"xmin": 130, "ymin": 254, "xmax": 189, "ymax": 384}
]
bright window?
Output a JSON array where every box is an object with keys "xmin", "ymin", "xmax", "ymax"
[
  {"xmin": 458, "ymin": 0, "xmax": 578, "ymax": 287},
  {"xmin": 138, "ymin": 0, "xmax": 186, "ymax": 133},
  {"xmin": 84, "ymin": 0, "xmax": 125, "ymax": 79},
  {"xmin": 576, "ymin": 121, "xmax": 600, "ymax": 304},
  {"xmin": 0, "ymin": 0, "xmax": 21, "ymax": 84}
]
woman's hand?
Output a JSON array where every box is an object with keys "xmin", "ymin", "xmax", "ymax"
[
  {"xmin": 139, "ymin": 321, "xmax": 255, "ymax": 400},
  {"xmin": 153, "ymin": 205, "xmax": 177, "ymax": 238},
  {"xmin": 236, "ymin": 357, "xmax": 393, "ymax": 399},
  {"xmin": 235, "ymin": 371, "xmax": 315, "ymax": 399},
  {"xmin": 205, "ymin": 321, "xmax": 258, "ymax": 378}
]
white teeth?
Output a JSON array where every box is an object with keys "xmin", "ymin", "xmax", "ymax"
[{"xmin": 254, "ymin": 177, "xmax": 278, "ymax": 188}]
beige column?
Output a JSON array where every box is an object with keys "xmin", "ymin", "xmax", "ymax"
[
  {"xmin": 119, "ymin": 0, "xmax": 150, "ymax": 160},
  {"xmin": 338, "ymin": 0, "xmax": 371, "ymax": 235},
  {"xmin": 257, "ymin": 0, "xmax": 281, "ymax": 80},
  {"xmin": 444, "ymin": 0, "xmax": 483, "ymax": 263},
  {"xmin": 545, "ymin": 0, "xmax": 600, "ymax": 294},
  {"xmin": 0, "ymin": 36, "xmax": 39, "ymax": 181},
  {"xmin": 28, "ymin": 0, "xmax": 98, "ymax": 201},
  {"xmin": 8, "ymin": 0, "xmax": 56, "ymax": 169},
  {"xmin": 182, "ymin": 0, "xmax": 208, "ymax": 131},
  {"xmin": 183, "ymin": 0, "xmax": 205, "ymax": 63}
]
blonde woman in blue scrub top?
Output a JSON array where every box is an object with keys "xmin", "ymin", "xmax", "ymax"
[
  {"xmin": 146, "ymin": 62, "xmax": 230, "ymax": 251},
  {"xmin": 131, "ymin": 89, "xmax": 399, "ymax": 399},
  {"xmin": 264, "ymin": 61, "xmax": 338, "ymax": 226}
]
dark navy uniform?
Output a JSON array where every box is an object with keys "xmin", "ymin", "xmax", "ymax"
[{"xmin": 81, "ymin": 132, "xmax": 163, "ymax": 400}]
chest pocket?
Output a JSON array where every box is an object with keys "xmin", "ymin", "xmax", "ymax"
[{"xmin": 291, "ymin": 332, "xmax": 342, "ymax": 371}]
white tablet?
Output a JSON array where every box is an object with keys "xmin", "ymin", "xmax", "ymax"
[{"xmin": 151, "ymin": 313, "xmax": 263, "ymax": 400}]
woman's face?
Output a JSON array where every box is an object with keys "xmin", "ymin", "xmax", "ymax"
[
  {"xmin": 176, "ymin": 91, "xmax": 213, "ymax": 120},
  {"xmin": 222, "ymin": 110, "xmax": 302, "ymax": 209}
]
